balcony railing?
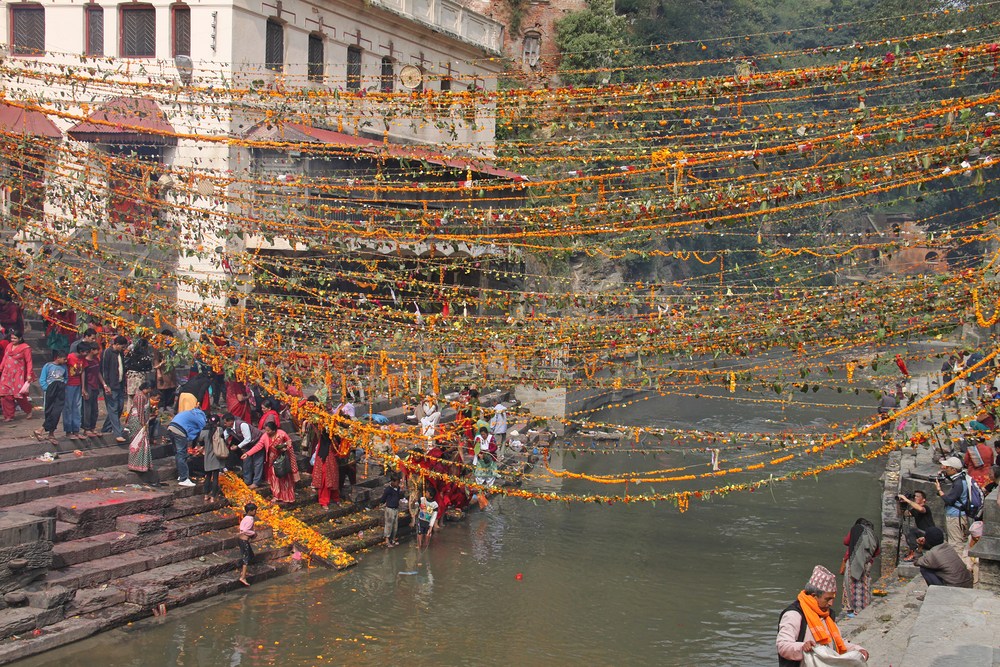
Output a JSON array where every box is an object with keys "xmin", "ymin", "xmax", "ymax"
[{"xmin": 368, "ymin": 0, "xmax": 503, "ymax": 54}]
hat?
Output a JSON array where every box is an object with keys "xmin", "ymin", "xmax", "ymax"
[
  {"xmin": 923, "ymin": 526, "xmax": 945, "ymax": 549},
  {"xmin": 509, "ymin": 430, "xmax": 519, "ymax": 438},
  {"xmin": 806, "ymin": 565, "xmax": 837, "ymax": 593},
  {"xmin": 940, "ymin": 456, "xmax": 964, "ymax": 470},
  {"xmin": 494, "ymin": 403, "xmax": 506, "ymax": 412}
]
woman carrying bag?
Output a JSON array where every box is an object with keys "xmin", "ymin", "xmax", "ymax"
[{"xmin": 262, "ymin": 421, "xmax": 298, "ymax": 503}]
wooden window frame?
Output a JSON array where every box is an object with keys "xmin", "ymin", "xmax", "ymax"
[
  {"xmin": 380, "ymin": 56, "xmax": 394, "ymax": 93},
  {"xmin": 84, "ymin": 4, "xmax": 104, "ymax": 57},
  {"xmin": 119, "ymin": 4, "xmax": 157, "ymax": 59},
  {"xmin": 307, "ymin": 33, "xmax": 324, "ymax": 82},
  {"xmin": 346, "ymin": 45, "xmax": 362, "ymax": 91},
  {"xmin": 9, "ymin": 4, "xmax": 46, "ymax": 58},
  {"xmin": 171, "ymin": 3, "xmax": 190, "ymax": 58},
  {"xmin": 264, "ymin": 18, "xmax": 284, "ymax": 72}
]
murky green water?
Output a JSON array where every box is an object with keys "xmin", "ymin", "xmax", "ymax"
[{"xmin": 17, "ymin": 386, "xmax": 887, "ymax": 667}]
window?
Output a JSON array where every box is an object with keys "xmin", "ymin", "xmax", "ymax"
[
  {"xmin": 265, "ymin": 19, "xmax": 283, "ymax": 72},
  {"xmin": 85, "ymin": 5, "xmax": 104, "ymax": 56},
  {"xmin": 9, "ymin": 4, "xmax": 45, "ymax": 56},
  {"xmin": 172, "ymin": 4, "xmax": 190, "ymax": 57},
  {"xmin": 346, "ymin": 45, "xmax": 362, "ymax": 91},
  {"xmin": 120, "ymin": 5, "xmax": 156, "ymax": 58},
  {"xmin": 380, "ymin": 57, "xmax": 394, "ymax": 93},
  {"xmin": 435, "ymin": 74, "xmax": 452, "ymax": 113},
  {"xmin": 307, "ymin": 33, "xmax": 324, "ymax": 82},
  {"xmin": 522, "ymin": 31, "xmax": 541, "ymax": 68}
]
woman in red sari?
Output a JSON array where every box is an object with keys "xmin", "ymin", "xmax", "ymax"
[
  {"xmin": 0, "ymin": 331, "xmax": 33, "ymax": 422},
  {"xmin": 226, "ymin": 380, "xmax": 253, "ymax": 422},
  {"xmin": 311, "ymin": 430, "xmax": 340, "ymax": 508},
  {"xmin": 260, "ymin": 421, "xmax": 298, "ymax": 503}
]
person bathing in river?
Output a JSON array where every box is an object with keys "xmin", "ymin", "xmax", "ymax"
[
  {"xmin": 237, "ymin": 503, "xmax": 257, "ymax": 587},
  {"xmin": 416, "ymin": 488, "xmax": 439, "ymax": 549},
  {"xmin": 777, "ymin": 565, "xmax": 869, "ymax": 666}
]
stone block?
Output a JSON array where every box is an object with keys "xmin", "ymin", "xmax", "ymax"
[
  {"xmin": 69, "ymin": 586, "xmax": 126, "ymax": 615},
  {"xmin": 124, "ymin": 583, "xmax": 168, "ymax": 607},
  {"xmin": 55, "ymin": 489, "xmax": 173, "ymax": 525},
  {"xmin": 51, "ymin": 534, "xmax": 115, "ymax": 568},
  {"xmin": 115, "ymin": 514, "xmax": 164, "ymax": 535},
  {"xmin": 22, "ymin": 585, "xmax": 73, "ymax": 610},
  {"xmin": 0, "ymin": 513, "xmax": 54, "ymax": 548},
  {"xmin": 0, "ymin": 616, "xmax": 103, "ymax": 665},
  {"xmin": 0, "ymin": 542, "xmax": 53, "ymax": 595},
  {"xmin": 0, "ymin": 608, "xmax": 38, "ymax": 638}
]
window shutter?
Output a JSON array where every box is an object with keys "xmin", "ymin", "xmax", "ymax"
[
  {"xmin": 122, "ymin": 7, "xmax": 156, "ymax": 58},
  {"xmin": 11, "ymin": 6, "xmax": 45, "ymax": 56},
  {"xmin": 347, "ymin": 46, "xmax": 362, "ymax": 91},
  {"xmin": 173, "ymin": 6, "xmax": 191, "ymax": 57},
  {"xmin": 308, "ymin": 34, "xmax": 324, "ymax": 81},
  {"xmin": 85, "ymin": 6, "xmax": 104, "ymax": 56},
  {"xmin": 265, "ymin": 20, "xmax": 284, "ymax": 72}
]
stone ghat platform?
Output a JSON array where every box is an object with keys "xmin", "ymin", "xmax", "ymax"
[{"xmin": 0, "ymin": 411, "xmax": 404, "ymax": 665}]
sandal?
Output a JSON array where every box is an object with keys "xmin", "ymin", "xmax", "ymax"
[{"xmin": 32, "ymin": 429, "xmax": 47, "ymax": 441}]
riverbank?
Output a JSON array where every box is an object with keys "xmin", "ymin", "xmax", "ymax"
[{"xmin": 846, "ymin": 344, "xmax": 1000, "ymax": 665}]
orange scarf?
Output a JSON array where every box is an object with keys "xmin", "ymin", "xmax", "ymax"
[{"xmin": 797, "ymin": 590, "xmax": 848, "ymax": 654}]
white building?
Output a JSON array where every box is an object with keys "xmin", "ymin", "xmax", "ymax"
[{"xmin": 0, "ymin": 0, "xmax": 521, "ymax": 316}]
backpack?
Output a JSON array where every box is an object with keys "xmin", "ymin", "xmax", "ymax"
[{"xmin": 960, "ymin": 474, "xmax": 985, "ymax": 521}]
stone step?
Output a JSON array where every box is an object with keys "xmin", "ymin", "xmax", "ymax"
[
  {"xmin": 317, "ymin": 511, "xmax": 381, "ymax": 541},
  {"xmin": 114, "ymin": 538, "xmax": 292, "ymax": 606},
  {"xmin": 9, "ymin": 486, "xmax": 175, "ymax": 526},
  {"xmin": 0, "ymin": 615, "xmax": 105, "ymax": 666},
  {"xmin": 290, "ymin": 500, "xmax": 362, "ymax": 525},
  {"xmin": 0, "ymin": 458, "xmax": 176, "ymax": 509},
  {"xmin": 162, "ymin": 558, "xmax": 296, "ymax": 608},
  {"xmin": 50, "ymin": 506, "xmax": 236, "ymax": 569},
  {"xmin": 0, "ymin": 443, "xmax": 172, "ymax": 487},
  {"xmin": 161, "ymin": 495, "xmax": 230, "ymax": 521},
  {"xmin": 0, "ymin": 435, "xmax": 132, "ymax": 464},
  {"xmin": 0, "ymin": 606, "xmax": 69, "ymax": 644},
  {"xmin": 44, "ymin": 526, "xmax": 273, "ymax": 591}
]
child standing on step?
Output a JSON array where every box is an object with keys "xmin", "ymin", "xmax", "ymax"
[
  {"xmin": 34, "ymin": 350, "xmax": 68, "ymax": 443},
  {"xmin": 238, "ymin": 503, "xmax": 257, "ymax": 586}
]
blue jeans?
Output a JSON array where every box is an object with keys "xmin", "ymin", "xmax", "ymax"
[
  {"xmin": 242, "ymin": 449, "xmax": 264, "ymax": 486},
  {"xmin": 63, "ymin": 384, "xmax": 82, "ymax": 435},
  {"xmin": 102, "ymin": 386, "xmax": 125, "ymax": 437},
  {"xmin": 171, "ymin": 432, "xmax": 190, "ymax": 481}
]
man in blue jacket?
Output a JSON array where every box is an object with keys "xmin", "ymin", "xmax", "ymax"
[{"xmin": 168, "ymin": 407, "xmax": 206, "ymax": 487}]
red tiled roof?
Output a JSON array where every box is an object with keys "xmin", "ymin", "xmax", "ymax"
[
  {"xmin": 245, "ymin": 122, "xmax": 525, "ymax": 181},
  {"xmin": 0, "ymin": 102, "xmax": 61, "ymax": 139},
  {"xmin": 68, "ymin": 97, "xmax": 176, "ymax": 145}
]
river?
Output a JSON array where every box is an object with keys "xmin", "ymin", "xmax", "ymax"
[{"xmin": 17, "ymin": 385, "xmax": 887, "ymax": 666}]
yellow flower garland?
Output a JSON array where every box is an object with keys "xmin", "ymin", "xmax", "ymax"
[{"xmin": 218, "ymin": 472, "xmax": 356, "ymax": 569}]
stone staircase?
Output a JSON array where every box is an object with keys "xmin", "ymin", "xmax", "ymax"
[{"xmin": 0, "ymin": 424, "xmax": 299, "ymax": 664}]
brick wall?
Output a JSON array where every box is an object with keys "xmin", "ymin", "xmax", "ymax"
[{"xmin": 458, "ymin": 0, "xmax": 588, "ymax": 78}]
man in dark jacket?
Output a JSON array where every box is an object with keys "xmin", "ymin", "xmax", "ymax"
[
  {"xmin": 101, "ymin": 335, "xmax": 129, "ymax": 443},
  {"xmin": 915, "ymin": 526, "xmax": 973, "ymax": 588}
]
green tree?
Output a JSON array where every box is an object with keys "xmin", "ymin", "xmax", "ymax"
[{"xmin": 554, "ymin": 0, "xmax": 638, "ymax": 85}]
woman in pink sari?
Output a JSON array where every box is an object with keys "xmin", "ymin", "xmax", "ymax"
[
  {"xmin": 260, "ymin": 421, "xmax": 298, "ymax": 503},
  {"xmin": 0, "ymin": 331, "xmax": 33, "ymax": 422}
]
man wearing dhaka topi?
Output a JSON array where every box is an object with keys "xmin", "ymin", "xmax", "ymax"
[{"xmin": 777, "ymin": 565, "xmax": 869, "ymax": 666}]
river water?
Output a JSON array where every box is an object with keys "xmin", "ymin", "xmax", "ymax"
[{"xmin": 18, "ymin": 386, "xmax": 887, "ymax": 667}]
